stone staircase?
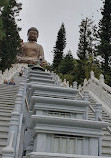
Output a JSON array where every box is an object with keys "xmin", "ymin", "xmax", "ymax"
[
  {"xmin": 74, "ymin": 91, "xmax": 111, "ymax": 157},
  {"xmin": 0, "ymin": 72, "xmax": 24, "ymax": 157},
  {"xmin": 0, "ymin": 69, "xmax": 111, "ymax": 158},
  {"xmin": 23, "ymin": 70, "xmax": 109, "ymax": 158},
  {"xmin": 83, "ymin": 94, "xmax": 111, "ymax": 157}
]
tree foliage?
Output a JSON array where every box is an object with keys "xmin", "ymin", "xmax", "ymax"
[
  {"xmin": 77, "ymin": 17, "xmax": 97, "ymax": 61},
  {"xmin": 0, "ymin": 0, "xmax": 9, "ymax": 59},
  {"xmin": 97, "ymin": 0, "xmax": 111, "ymax": 86},
  {"xmin": 0, "ymin": 0, "xmax": 22, "ymax": 71},
  {"xmin": 53, "ymin": 23, "xmax": 66, "ymax": 72},
  {"xmin": 58, "ymin": 50, "xmax": 74, "ymax": 74},
  {"xmin": 75, "ymin": 17, "xmax": 101, "ymax": 85}
]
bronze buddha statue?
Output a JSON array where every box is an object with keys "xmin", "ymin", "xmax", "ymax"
[{"xmin": 18, "ymin": 27, "xmax": 45, "ymax": 65}]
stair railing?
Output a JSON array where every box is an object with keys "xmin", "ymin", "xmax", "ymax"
[
  {"xmin": 79, "ymin": 90, "xmax": 111, "ymax": 135},
  {"xmin": 1, "ymin": 70, "xmax": 27, "ymax": 158},
  {"xmin": 1, "ymin": 131, "xmax": 15, "ymax": 158},
  {"xmin": 0, "ymin": 63, "xmax": 28, "ymax": 84},
  {"xmin": 79, "ymin": 71, "xmax": 111, "ymax": 110}
]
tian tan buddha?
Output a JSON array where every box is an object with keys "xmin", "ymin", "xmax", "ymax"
[{"xmin": 18, "ymin": 27, "xmax": 45, "ymax": 66}]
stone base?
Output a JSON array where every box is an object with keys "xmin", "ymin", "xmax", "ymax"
[{"xmin": 27, "ymin": 152, "xmax": 109, "ymax": 158}]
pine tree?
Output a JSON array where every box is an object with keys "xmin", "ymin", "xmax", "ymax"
[
  {"xmin": 0, "ymin": 0, "xmax": 22, "ymax": 71},
  {"xmin": 98, "ymin": 0, "xmax": 111, "ymax": 86},
  {"xmin": 76, "ymin": 17, "xmax": 98, "ymax": 84},
  {"xmin": 53, "ymin": 23, "xmax": 66, "ymax": 72},
  {"xmin": 58, "ymin": 50, "xmax": 74, "ymax": 74},
  {"xmin": 77, "ymin": 17, "xmax": 97, "ymax": 61},
  {"xmin": 0, "ymin": 0, "xmax": 9, "ymax": 60}
]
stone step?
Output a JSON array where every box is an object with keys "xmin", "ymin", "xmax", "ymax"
[
  {"xmin": 102, "ymin": 130, "xmax": 111, "ymax": 135},
  {"xmin": 102, "ymin": 154, "xmax": 111, "ymax": 157},
  {"xmin": 0, "ymin": 130, "xmax": 8, "ymax": 135},
  {"xmin": 103, "ymin": 136, "xmax": 111, "ymax": 141},
  {"xmin": 0, "ymin": 122, "xmax": 9, "ymax": 126},
  {"xmin": 0, "ymin": 112, "xmax": 11, "ymax": 117},
  {"xmin": 0, "ymin": 94, "xmax": 17, "ymax": 97},
  {"xmin": 89, "ymin": 102, "xmax": 96, "ymax": 105},
  {"xmin": 0, "ymin": 93, "xmax": 17, "ymax": 96},
  {"xmin": 0, "ymin": 126, "xmax": 9, "ymax": 132},
  {"xmin": 102, "ymin": 141, "xmax": 111, "ymax": 147},
  {"xmin": 0, "ymin": 101, "xmax": 16, "ymax": 105},
  {"xmin": 0, "ymin": 89, "xmax": 18, "ymax": 93},
  {"xmin": 0, "ymin": 86, "xmax": 18, "ymax": 89},
  {"xmin": 0, "ymin": 108, "xmax": 13, "ymax": 113},
  {"xmin": 102, "ymin": 112, "xmax": 109, "ymax": 115},
  {"xmin": 0, "ymin": 87, "xmax": 19, "ymax": 94},
  {"xmin": 0, "ymin": 117, "xmax": 11, "ymax": 121},
  {"xmin": 102, "ymin": 148, "xmax": 111, "ymax": 155},
  {"xmin": 103, "ymin": 116, "xmax": 111, "ymax": 119},
  {"xmin": 29, "ymin": 70, "xmax": 51, "ymax": 76},
  {"xmin": 0, "ymin": 87, "xmax": 19, "ymax": 91},
  {"xmin": 0, "ymin": 141, "xmax": 7, "ymax": 147},
  {"xmin": 88, "ymin": 118, "xmax": 95, "ymax": 121},
  {"xmin": 0, "ymin": 90, "xmax": 17, "ymax": 93},
  {"xmin": 0, "ymin": 138, "xmax": 7, "ymax": 143},
  {"xmin": 0, "ymin": 121, "xmax": 10, "ymax": 125},
  {"xmin": 29, "ymin": 73, "xmax": 53, "ymax": 80},
  {"xmin": 0, "ymin": 98, "xmax": 16, "ymax": 102},
  {"xmin": 0, "ymin": 89, "xmax": 18, "ymax": 92},
  {"xmin": 102, "ymin": 119, "xmax": 111, "ymax": 123},
  {"xmin": 88, "ymin": 113, "xmax": 95, "ymax": 116},
  {"xmin": 88, "ymin": 116, "xmax": 95, "ymax": 119},
  {"xmin": 0, "ymin": 104, "xmax": 14, "ymax": 108},
  {"xmin": 0, "ymin": 133, "xmax": 8, "ymax": 139},
  {"xmin": 0, "ymin": 101, "xmax": 15, "ymax": 105},
  {"xmin": 102, "ymin": 115, "xmax": 111, "ymax": 118}
]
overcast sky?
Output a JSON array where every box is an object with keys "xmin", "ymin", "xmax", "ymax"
[{"xmin": 18, "ymin": 0, "xmax": 103, "ymax": 64}]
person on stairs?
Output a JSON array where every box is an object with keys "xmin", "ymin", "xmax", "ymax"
[
  {"xmin": 3, "ymin": 79, "xmax": 8, "ymax": 84},
  {"xmin": 9, "ymin": 78, "xmax": 15, "ymax": 85}
]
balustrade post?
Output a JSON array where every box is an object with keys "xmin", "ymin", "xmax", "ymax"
[
  {"xmin": 83, "ymin": 90, "xmax": 89, "ymax": 101},
  {"xmin": 67, "ymin": 81, "xmax": 69, "ymax": 87},
  {"xmin": 78, "ymin": 84, "xmax": 81, "ymax": 91},
  {"xmin": 83, "ymin": 91, "xmax": 89, "ymax": 119},
  {"xmin": 2, "ymin": 131, "xmax": 15, "ymax": 158},
  {"xmin": 63, "ymin": 79, "xmax": 67, "ymax": 87},
  {"xmin": 95, "ymin": 103, "xmax": 102, "ymax": 121},
  {"xmin": 90, "ymin": 71, "xmax": 94, "ymax": 91},
  {"xmin": 99, "ymin": 74, "xmax": 104, "ymax": 83},
  {"xmin": 73, "ymin": 81, "xmax": 77, "ymax": 90},
  {"xmin": 99, "ymin": 74, "xmax": 104, "ymax": 99},
  {"xmin": 83, "ymin": 78, "xmax": 87, "ymax": 90},
  {"xmin": 58, "ymin": 78, "xmax": 62, "ymax": 87}
]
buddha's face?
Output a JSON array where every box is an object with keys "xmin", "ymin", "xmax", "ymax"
[{"xmin": 28, "ymin": 30, "xmax": 38, "ymax": 42}]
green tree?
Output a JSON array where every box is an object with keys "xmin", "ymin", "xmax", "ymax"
[
  {"xmin": 58, "ymin": 50, "xmax": 74, "ymax": 74},
  {"xmin": 77, "ymin": 17, "xmax": 97, "ymax": 61},
  {"xmin": 98, "ymin": 0, "xmax": 111, "ymax": 86},
  {"xmin": 0, "ymin": 0, "xmax": 22, "ymax": 71},
  {"xmin": 53, "ymin": 23, "xmax": 66, "ymax": 72},
  {"xmin": 76, "ymin": 17, "xmax": 98, "ymax": 84},
  {"xmin": 0, "ymin": 0, "xmax": 9, "ymax": 60}
]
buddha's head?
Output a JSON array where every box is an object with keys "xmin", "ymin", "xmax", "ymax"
[{"xmin": 27, "ymin": 27, "xmax": 39, "ymax": 42}]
